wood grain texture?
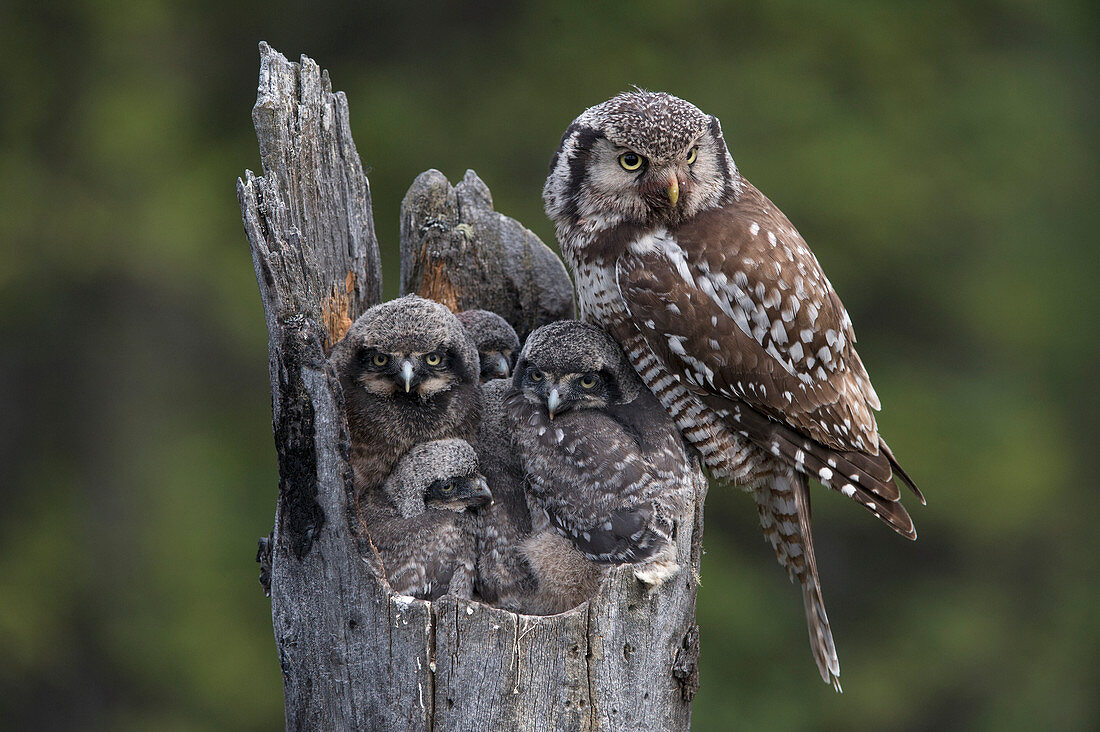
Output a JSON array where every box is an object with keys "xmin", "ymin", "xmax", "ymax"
[
  {"xmin": 240, "ymin": 42, "xmax": 706, "ymax": 731},
  {"xmin": 400, "ymin": 169, "xmax": 575, "ymax": 341}
]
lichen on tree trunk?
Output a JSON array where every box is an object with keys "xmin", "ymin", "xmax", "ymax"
[{"xmin": 239, "ymin": 42, "xmax": 707, "ymax": 731}]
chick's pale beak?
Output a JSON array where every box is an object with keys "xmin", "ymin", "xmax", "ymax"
[
  {"xmin": 473, "ymin": 477, "xmax": 493, "ymax": 507},
  {"xmin": 546, "ymin": 388, "xmax": 561, "ymax": 420},
  {"xmin": 667, "ymin": 172, "xmax": 679, "ymax": 207},
  {"xmin": 400, "ymin": 360, "xmax": 415, "ymax": 392},
  {"xmin": 497, "ymin": 355, "xmax": 510, "ymax": 378}
]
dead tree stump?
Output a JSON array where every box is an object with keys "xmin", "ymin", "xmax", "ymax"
[
  {"xmin": 399, "ymin": 168, "xmax": 575, "ymax": 340},
  {"xmin": 239, "ymin": 42, "xmax": 707, "ymax": 731}
]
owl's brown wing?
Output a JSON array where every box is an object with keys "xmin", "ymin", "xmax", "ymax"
[
  {"xmin": 623, "ymin": 184, "xmax": 882, "ymax": 450},
  {"xmin": 614, "ymin": 185, "xmax": 921, "ymax": 514}
]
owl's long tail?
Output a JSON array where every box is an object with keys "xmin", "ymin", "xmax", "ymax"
[{"xmin": 754, "ymin": 466, "xmax": 842, "ymax": 692}]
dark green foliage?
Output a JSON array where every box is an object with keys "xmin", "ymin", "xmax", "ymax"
[{"xmin": 0, "ymin": 1, "xmax": 1096, "ymax": 729}]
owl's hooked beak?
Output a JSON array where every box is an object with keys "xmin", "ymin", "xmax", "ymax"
[
  {"xmin": 484, "ymin": 351, "xmax": 510, "ymax": 379},
  {"xmin": 666, "ymin": 172, "xmax": 679, "ymax": 207},
  {"xmin": 546, "ymin": 388, "xmax": 562, "ymax": 420},
  {"xmin": 400, "ymin": 359, "xmax": 415, "ymax": 392},
  {"xmin": 470, "ymin": 476, "xmax": 493, "ymax": 509}
]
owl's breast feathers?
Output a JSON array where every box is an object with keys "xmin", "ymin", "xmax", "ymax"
[
  {"xmin": 572, "ymin": 180, "xmax": 923, "ymax": 536},
  {"xmin": 506, "ymin": 388, "xmax": 691, "ymax": 563}
]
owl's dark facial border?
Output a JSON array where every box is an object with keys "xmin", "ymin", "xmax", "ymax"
[
  {"xmin": 418, "ymin": 345, "xmax": 470, "ymax": 398},
  {"xmin": 562, "ymin": 126, "xmax": 605, "ymax": 224},
  {"xmin": 561, "ymin": 370, "xmax": 616, "ymax": 413},
  {"xmin": 707, "ymin": 114, "xmax": 733, "ymax": 195},
  {"xmin": 353, "ymin": 346, "xmax": 464, "ymax": 398},
  {"xmin": 515, "ymin": 363, "xmax": 618, "ymax": 417},
  {"xmin": 544, "ymin": 94, "xmax": 740, "ymax": 234}
]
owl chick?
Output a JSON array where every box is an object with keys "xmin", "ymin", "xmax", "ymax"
[
  {"xmin": 471, "ymin": 378, "xmax": 538, "ymax": 611},
  {"xmin": 518, "ymin": 530, "xmax": 607, "ymax": 616},
  {"xmin": 506, "ymin": 320, "xmax": 695, "ymax": 607},
  {"xmin": 361, "ymin": 438, "xmax": 492, "ymax": 600},
  {"xmin": 456, "ymin": 309, "xmax": 521, "ymax": 382},
  {"xmin": 544, "ymin": 90, "xmax": 924, "ymax": 689},
  {"xmin": 330, "ymin": 295, "xmax": 482, "ymax": 497}
]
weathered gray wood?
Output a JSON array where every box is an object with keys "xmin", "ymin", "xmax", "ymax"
[
  {"xmin": 428, "ymin": 468, "xmax": 707, "ymax": 732},
  {"xmin": 244, "ymin": 40, "xmax": 382, "ymax": 350},
  {"xmin": 238, "ymin": 41, "xmax": 429, "ymax": 730},
  {"xmin": 241, "ymin": 42, "xmax": 706, "ymax": 731},
  {"xmin": 400, "ymin": 169, "xmax": 575, "ymax": 341}
]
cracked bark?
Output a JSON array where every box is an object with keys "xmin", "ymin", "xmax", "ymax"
[
  {"xmin": 399, "ymin": 168, "xmax": 576, "ymax": 340},
  {"xmin": 240, "ymin": 42, "xmax": 706, "ymax": 731}
]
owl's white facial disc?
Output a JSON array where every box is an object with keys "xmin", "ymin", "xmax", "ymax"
[{"xmin": 543, "ymin": 91, "xmax": 740, "ymax": 236}]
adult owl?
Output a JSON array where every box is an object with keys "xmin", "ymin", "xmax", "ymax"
[
  {"xmin": 360, "ymin": 438, "xmax": 491, "ymax": 600},
  {"xmin": 456, "ymin": 309, "xmax": 521, "ymax": 382},
  {"xmin": 330, "ymin": 295, "xmax": 482, "ymax": 498},
  {"xmin": 543, "ymin": 91, "xmax": 923, "ymax": 689},
  {"xmin": 506, "ymin": 321, "xmax": 695, "ymax": 601}
]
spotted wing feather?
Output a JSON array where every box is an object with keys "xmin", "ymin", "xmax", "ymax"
[
  {"xmin": 547, "ymin": 503, "xmax": 668, "ymax": 563},
  {"xmin": 698, "ymin": 392, "xmax": 917, "ymax": 537},
  {"xmin": 614, "ymin": 195, "xmax": 921, "ymax": 531},
  {"xmin": 361, "ymin": 504, "xmax": 475, "ymax": 600},
  {"xmin": 618, "ymin": 228, "xmax": 876, "ymax": 443}
]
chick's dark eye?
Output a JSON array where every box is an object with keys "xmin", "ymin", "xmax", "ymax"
[
  {"xmin": 619, "ymin": 152, "xmax": 644, "ymax": 171},
  {"xmin": 529, "ymin": 369, "xmax": 544, "ymax": 382},
  {"xmin": 372, "ymin": 353, "xmax": 388, "ymax": 367}
]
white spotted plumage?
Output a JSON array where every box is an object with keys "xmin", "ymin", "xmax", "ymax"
[{"xmin": 543, "ymin": 90, "xmax": 923, "ymax": 690}]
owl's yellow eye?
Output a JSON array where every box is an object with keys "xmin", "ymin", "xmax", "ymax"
[
  {"xmin": 530, "ymin": 369, "xmax": 544, "ymax": 382},
  {"xmin": 424, "ymin": 352, "xmax": 442, "ymax": 366},
  {"xmin": 686, "ymin": 146, "xmax": 698, "ymax": 165},
  {"xmin": 579, "ymin": 374, "xmax": 598, "ymax": 389},
  {"xmin": 372, "ymin": 353, "xmax": 389, "ymax": 367},
  {"xmin": 440, "ymin": 481, "xmax": 455, "ymax": 494},
  {"xmin": 619, "ymin": 152, "xmax": 644, "ymax": 171}
]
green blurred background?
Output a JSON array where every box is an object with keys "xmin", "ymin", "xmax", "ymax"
[{"xmin": 1, "ymin": 1, "xmax": 1096, "ymax": 729}]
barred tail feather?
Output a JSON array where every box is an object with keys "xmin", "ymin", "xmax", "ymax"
[
  {"xmin": 754, "ymin": 468, "xmax": 842, "ymax": 691},
  {"xmin": 793, "ymin": 473, "xmax": 842, "ymax": 692},
  {"xmin": 803, "ymin": 581, "xmax": 842, "ymax": 692}
]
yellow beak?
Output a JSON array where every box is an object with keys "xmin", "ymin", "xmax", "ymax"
[{"xmin": 667, "ymin": 173, "xmax": 679, "ymax": 207}]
